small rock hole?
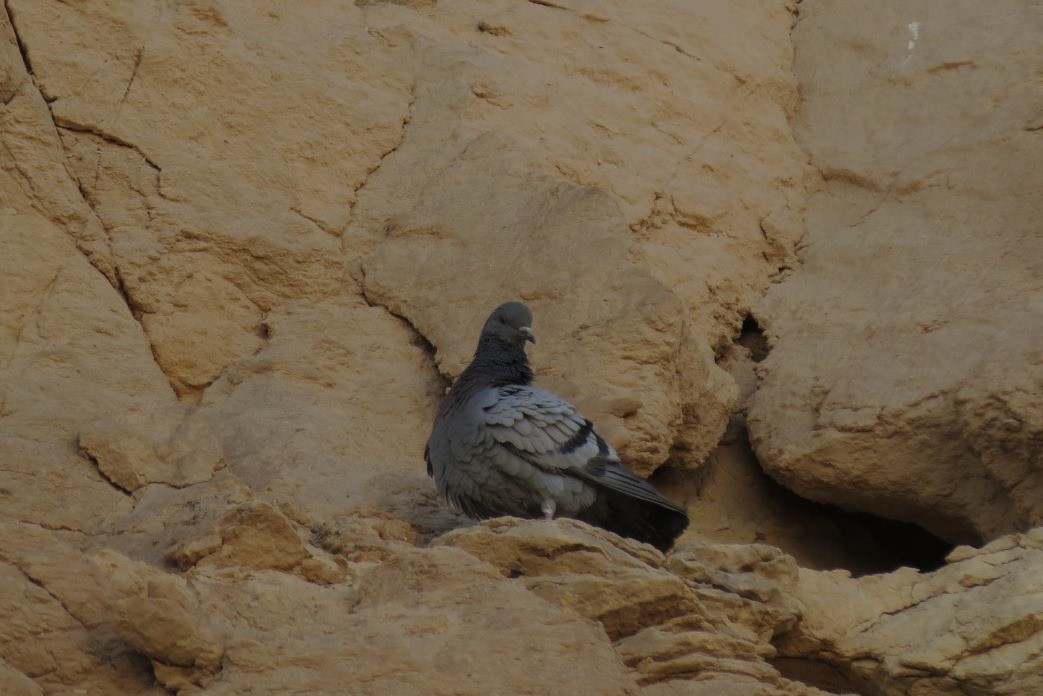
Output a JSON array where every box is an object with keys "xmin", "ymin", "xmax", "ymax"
[{"xmin": 737, "ymin": 315, "xmax": 770, "ymax": 362}]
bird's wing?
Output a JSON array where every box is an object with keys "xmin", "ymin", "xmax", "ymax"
[
  {"xmin": 478, "ymin": 385, "xmax": 683, "ymax": 513},
  {"xmin": 478, "ymin": 384, "xmax": 613, "ymax": 468}
]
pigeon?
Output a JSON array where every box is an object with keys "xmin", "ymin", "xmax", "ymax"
[{"xmin": 425, "ymin": 301, "xmax": 689, "ymax": 552}]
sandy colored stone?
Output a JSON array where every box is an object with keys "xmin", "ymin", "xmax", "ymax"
[
  {"xmin": 0, "ymin": 54, "xmax": 174, "ymax": 536},
  {"xmin": 439, "ymin": 519, "xmax": 828, "ymax": 694},
  {"xmin": 4, "ymin": 0, "xmax": 1040, "ymax": 694},
  {"xmin": 7, "ymin": 0, "xmax": 414, "ymax": 398},
  {"xmin": 113, "ymin": 595, "xmax": 223, "ymax": 670},
  {"xmin": 350, "ymin": 0, "xmax": 811, "ymax": 351},
  {"xmin": 778, "ymin": 529, "xmax": 1043, "ymax": 695},
  {"xmin": 79, "ymin": 404, "xmax": 224, "ymax": 492},
  {"xmin": 665, "ymin": 543, "xmax": 800, "ymax": 639},
  {"xmin": 166, "ymin": 500, "xmax": 347, "ymax": 584},
  {"xmin": 747, "ymin": 0, "xmax": 1043, "ymax": 543},
  {"xmin": 5, "ymin": 519, "xmax": 646, "ymax": 695},
  {"xmin": 0, "ymin": 12, "xmax": 116, "ymax": 282},
  {"xmin": 437, "ymin": 519, "xmax": 696, "ymax": 639},
  {"xmin": 186, "ymin": 545, "xmax": 641, "ymax": 696},
  {"xmin": 197, "ymin": 299, "xmax": 455, "ymax": 535},
  {"xmin": 177, "ymin": 501, "xmax": 310, "ymax": 572},
  {"xmin": 345, "ymin": 0, "xmax": 811, "ymax": 476},
  {"xmin": 0, "ymin": 524, "xmax": 168, "ymax": 694},
  {"xmin": 312, "ymin": 507, "xmax": 421, "ymax": 563},
  {"xmin": 98, "ymin": 471, "xmax": 254, "ymax": 568},
  {"xmin": 0, "ymin": 658, "xmax": 42, "ymax": 696}
]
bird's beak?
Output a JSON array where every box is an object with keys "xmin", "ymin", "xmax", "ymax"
[{"xmin": 519, "ymin": 326, "xmax": 536, "ymax": 344}]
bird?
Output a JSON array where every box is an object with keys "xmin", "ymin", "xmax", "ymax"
[{"xmin": 425, "ymin": 301, "xmax": 689, "ymax": 552}]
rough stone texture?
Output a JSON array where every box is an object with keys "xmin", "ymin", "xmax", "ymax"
[
  {"xmin": 778, "ymin": 529, "xmax": 1043, "ymax": 695},
  {"xmin": 0, "ymin": 5, "xmax": 175, "ymax": 535},
  {"xmin": 440, "ymin": 519, "xmax": 831, "ymax": 696},
  {"xmin": 747, "ymin": 0, "xmax": 1043, "ymax": 543},
  {"xmin": 196, "ymin": 299, "xmax": 456, "ymax": 535},
  {"xmin": 2, "ymin": 0, "xmax": 1041, "ymax": 694},
  {"xmin": 79, "ymin": 404, "xmax": 224, "ymax": 492},
  {"xmin": 166, "ymin": 501, "xmax": 348, "ymax": 585},
  {"xmin": 8, "ymin": 0, "xmax": 410, "ymax": 399}
]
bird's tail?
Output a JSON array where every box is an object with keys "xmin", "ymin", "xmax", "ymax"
[{"xmin": 576, "ymin": 490, "xmax": 689, "ymax": 552}]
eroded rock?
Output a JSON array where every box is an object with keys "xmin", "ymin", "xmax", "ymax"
[
  {"xmin": 439, "ymin": 518, "xmax": 829, "ymax": 694},
  {"xmin": 80, "ymin": 404, "xmax": 224, "ymax": 492},
  {"xmin": 747, "ymin": 0, "xmax": 1043, "ymax": 544},
  {"xmin": 778, "ymin": 529, "xmax": 1043, "ymax": 695},
  {"xmin": 166, "ymin": 501, "xmax": 347, "ymax": 585}
]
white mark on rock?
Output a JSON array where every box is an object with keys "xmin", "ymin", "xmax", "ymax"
[{"xmin": 907, "ymin": 21, "xmax": 920, "ymax": 51}]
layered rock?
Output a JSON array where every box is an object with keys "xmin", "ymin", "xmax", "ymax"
[
  {"xmin": 438, "ymin": 518, "xmax": 832, "ymax": 695},
  {"xmin": 778, "ymin": 529, "xmax": 1043, "ymax": 695}
]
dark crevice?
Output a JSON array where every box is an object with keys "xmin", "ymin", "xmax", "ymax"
[
  {"xmin": 405, "ymin": 324, "xmax": 442, "ymax": 376},
  {"xmin": 527, "ymin": 0, "xmax": 569, "ymax": 11},
  {"xmin": 347, "ymin": 79, "xmax": 416, "ymax": 216},
  {"xmin": 54, "ymin": 129, "xmax": 179, "ymax": 397},
  {"xmin": 290, "ymin": 206, "xmax": 337, "ymax": 237},
  {"xmin": 358, "ymin": 270, "xmax": 450, "ymax": 394},
  {"xmin": 5, "ymin": 4, "xmax": 161, "ymax": 315},
  {"xmin": 811, "ymin": 502, "xmax": 952, "ymax": 574},
  {"xmin": 5, "ymin": 0, "xmax": 34, "ymax": 79},
  {"xmin": 115, "ymin": 46, "xmax": 144, "ymax": 117},
  {"xmin": 771, "ymin": 657, "xmax": 871, "ymax": 696},
  {"xmin": 654, "ymin": 419, "xmax": 954, "ymax": 577},
  {"xmin": 388, "ymin": 307, "xmax": 447, "ymax": 391},
  {"xmin": 58, "ymin": 122, "xmax": 161, "ymax": 174},
  {"xmin": 736, "ymin": 314, "xmax": 770, "ymax": 362},
  {"xmin": 18, "ymin": 567, "xmax": 91, "ymax": 631}
]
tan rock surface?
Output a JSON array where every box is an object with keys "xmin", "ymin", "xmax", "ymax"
[
  {"xmin": 9, "ymin": 0, "xmax": 413, "ymax": 398},
  {"xmin": 196, "ymin": 299, "xmax": 455, "ymax": 535},
  {"xmin": 166, "ymin": 500, "xmax": 348, "ymax": 585},
  {"xmin": 747, "ymin": 0, "xmax": 1043, "ymax": 543},
  {"xmin": 440, "ymin": 519, "xmax": 832, "ymax": 695},
  {"xmin": 778, "ymin": 529, "xmax": 1043, "ymax": 695},
  {"xmin": 79, "ymin": 404, "xmax": 224, "ymax": 492},
  {"xmin": 2, "ymin": 517, "xmax": 646, "ymax": 695},
  {"xmin": 3, "ymin": 0, "xmax": 1040, "ymax": 693},
  {"xmin": 0, "ymin": 90, "xmax": 174, "ymax": 536},
  {"xmin": 349, "ymin": 0, "xmax": 810, "ymax": 351}
]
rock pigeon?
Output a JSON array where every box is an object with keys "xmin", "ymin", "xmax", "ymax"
[{"xmin": 425, "ymin": 301, "xmax": 689, "ymax": 552}]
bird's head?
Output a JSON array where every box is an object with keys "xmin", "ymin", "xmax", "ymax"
[{"xmin": 482, "ymin": 301, "xmax": 536, "ymax": 348}]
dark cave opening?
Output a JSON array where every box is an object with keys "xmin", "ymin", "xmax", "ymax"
[
  {"xmin": 650, "ymin": 423, "xmax": 956, "ymax": 577},
  {"xmin": 737, "ymin": 315, "xmax": 770, "ymax": 362},
  {"xmin": 771, "ymin": 657, "xmax": 871, "ymax": 696},
  {"xmin": 818, "ymin": 504, "xmax": 954, "ymax": 574}
]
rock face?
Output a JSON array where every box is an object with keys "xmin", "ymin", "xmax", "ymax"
[
  {"xmin": 747, "ymin": 0, "xmax": 1043, "ymax": 544},
  {"xmin": 778, "ymin": 529, "xmax": 1043, "ymax": 695},
  {"xmin": 436, "ymin": 519, "xmax": 829, "ymax": 696},
  {"xmin": 2, "ymin": 0, "xmax": 1041, "ymax": 694}
]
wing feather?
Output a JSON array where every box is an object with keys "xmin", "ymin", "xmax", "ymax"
[
  {"xmin": 477, "ymin": 385, "xmax": 686, "ymax": 516},
  {"xmin": 478, "ymin": 385, "xmax": 613, "ymax": 473},
  {"xmin": 574, "ymin": 458, "xmax": 686, "ymax": 514}
]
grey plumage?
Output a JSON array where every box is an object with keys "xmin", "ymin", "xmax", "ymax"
[{"xmin": 425, "ymin": 301, "xmax": 689, "ymax": 552}]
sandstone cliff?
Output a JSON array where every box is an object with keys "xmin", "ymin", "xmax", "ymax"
[{"xmin": 1, "ymin": 1, "xmax": 1040, "ymax": 695}]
